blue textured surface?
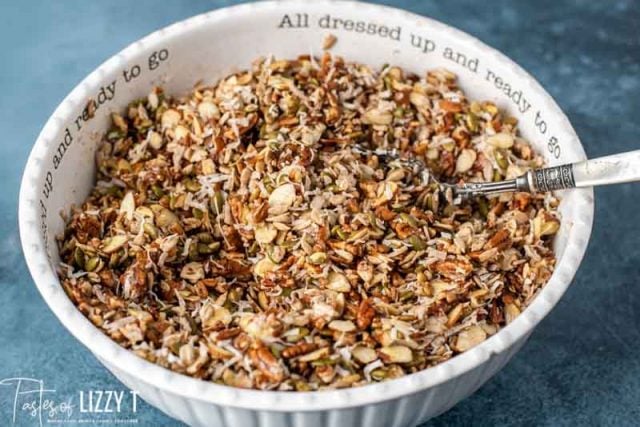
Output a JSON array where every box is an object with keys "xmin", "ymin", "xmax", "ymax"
[{"xmin": 1, "ymin": 1, "xmax": 639, "ymax": 426}]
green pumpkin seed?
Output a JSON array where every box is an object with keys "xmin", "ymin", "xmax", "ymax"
[
  {"xmin": 102, "ymin": 235, "xmax": 128, "ymax": 254},
  {"xmin": 370, "ymin": 369, "xmax": 387, "ymax": 381},
  {"xmin": 73, "ymin": 247, "xmax": 85, "ymax": 269},
  {"xmin": 308, "ymin": 252, "xmax": 327, "ymax": 265},
  {"xmin": 210, "ymin": 191, "xmax": 225, "ymax": 214},
  {"xmin": 84, "ymin": 256, "xmax": 101, "ymax": 272},
  {"xmin": 408, "ymin": 235, "xmax": 426, "ymax": 251},
  {"xmin": 495, "ymin": 150, "xmax": 508, "ymax": 170}
]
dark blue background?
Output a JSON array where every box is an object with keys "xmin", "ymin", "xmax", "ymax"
[{"xmin": 1, "ymin": 1, "xmax": 639, "ymax": 426}]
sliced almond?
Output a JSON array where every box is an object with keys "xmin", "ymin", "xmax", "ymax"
[
  {"xmin": 147, "ymin": 92, "xmax": 159, "ymax": 110},
  {"xmin": 487, "ymin": 133, "xmax": 514, "ymax": 149},
  {"xmin": 455, "ymin": 149, "xmax": 477, "ymax": 173},
  {"xmin": 212, "ymin": 306, "xmax": 231, "ymax": 326},
  {"xmin": 326, "ymin": 271, "xmax": 351, "ymax": 292},
  {"xmin": 379, "ymin": 345, "xmax": 413, "ymax": 364},
  {"xmin": 446, "ymin": 303, "xmax": 464, "ymax": 327},
  {"xmin": 454, "ymin": 325, "xmax": 487, "ymax": 352},
  {"xmin": 203, "ymin": 305, "xmax": 232, "ymax": 330},
  {"xmin": 180, "ymin": 262, "xmax": 204, "ymax": 283},
  {"xmin": 254, "ymin": 225, "xmax": 278, "ymax": 244},
  {"xmin": 201, "ymin": 158, "xmax": 215, "ymax": 175},
  {"xmin": 363, "ymin": 109, "xmax": 393, "ymax": 125},
  {"xmin": 504, "ymin": 302, "xmax": 520, "ymax": 324},
  {"xmin": 161, "ymin": 109, "xmax": 181, "ymax": 129},
  {"xmin": 198, "ymin": 101, "xmax": 220, "ymax": 120},
  {"xmin": 352, "ymin": 346, "xmax": 378, "ymax": 364},
  {"xmin": 268, "ymin": 183, "xmax": 296, "ymax": 215},
  {"xmin": 409, "ymin": 91, "xmax": 429, "ymax": 108},
  {"xmin": 298, "ymin": 347, "xmax": 330, "ymax": 362},
  {"xmin": 174, "ymin": 125, "xmax": 190, "ymax": 141},
  {"xmin": 386, "ymin": 169, "xmax": 405, "ymax": 182},
  {"xmin": 254, "ymin": 257, "xmax": 277, "ymax": 277},
  {"xmin": 328, "ymin": 320, "xmax": 356, "ymax": 332},
  {"xmin": 119, "ymin": 191, "xmax": 135, "ymax": 222},
  {"xmin": 148, "ymin": 131, "xmax": 164, "ymax": 150}
]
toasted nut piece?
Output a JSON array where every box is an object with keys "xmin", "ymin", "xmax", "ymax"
[
  {"xmin": 386, "ymin": 169, "xmax": 405, "ymax": 182},
  {"xmin": 255, "ymin": 225, "xmax": 278, "ymax": 244},
  {"xmin": 315, "ymin": 365, "xmax": 336, "ymax": 384},
  {"xmin": 174, "ymin": 125, "xmax": 189, "ymax": 141},
  {"xmin": 356, "ymin": 261, "xmax": 374, "ymax": 284},
  {"xmin": 326, "ymin": 271, "xmax": 351, "ymax": 292},
  {"xmin": 198, "ymin": 101, "xmax": 220, "ymax": 120},
  {"xmin": 487, "ymin": 132, "xmax": 514, "ymax": 149},
  {"xmin": 161, "ymin": 109, "xmax": 181, "ymax": 129},
  {"xmin": 322, "ymin": 34, "xmax": 337, "ymax": 50},
  {"xmin": 208, "ymin": 344, "xmax": 234, "ymax": 360},
  {"xmin": 252, "ymin": 201, "xmax": 269, "ymax": 224},
  {"xmin": 435, "ymin": 259, "xmax": 473, "ymax": 280},
  {"xmin": 148, "ymin": 131, "xmax": 164, "ymax": 150},
  {"xmin": 203, "ymin": 305, "xmax": 232, "ymax": 330},
  {"xmin": 268, "ymin": 183, "xmax": 296, "ymax": 215},
  {"xmin": 506, "ymin": 164, "xmax": 524, "ymax": 179},
  {"xmin": 363, "ymin": 109, "xmax": 393, "ymax": 125},
  {"xmin": 298, "ymin": 347, "xmax": 330, "ymax": 362},
  {"xmin": 454, "ymin": 325, "xmax": 487, "ymax": 352},
  {"xmin": 250, "ymin": 346, "xmax": 284, "ymax": 383},
  {"xmin": 379, "ymin": 345, "xmax": 413, "ymax": 364},
  {"xmin": 267, "ymin": 75, "xmax": 293, "ymax": 90},
  {"xmin": 356, "ymin": 299, "xmax": 375, "ymax": 329},
  {"xmin": 119, "ymin": 192, "xmax": 135, "ymax": 222},
  {"xmin": 485, "ymin": 229, "xmax": 511, "ymax": 250},
  {"xmin": 408, "ymin": 235, "xmax": 426, "ymax": 251},
  {"xmin": 135, "ymin": 206, "xmax": 154, "ymax": 220},
  {"xmin": 180, "ymin": 262, "xmax": 204, "ymax": 283},
  {"xmin": 254, "ymin": 257, "xmax": 277, "ymax": 277},
  {"xmin": 201, "ymin": 158, "xmax": 215, "ymax": 175},
  {"xmin": 504, "ymin": 302, "xmax": 521, "ymax": 324},
  {"xmin": 282, "ymin": 342, "xmax": 318, "ymax": 359},
  {"xmin": 111, "ymin": 113, "xmax": 127, "ymax": 132},
  {"xmin": 455, "ymin": 149, "xmax": 477, "ymax": 173},
  {"xmin": 328, "ymin": 320, "xmax": 356, "ymax": 332},
  {"xmin": 447, "ymin": 303, "xmax": 464, "ymax": 327},
  {"xmin": 352, "ymin": 346, "xmax": 378, "ymax": 364},
  {"xmin": 409, "ymin": 91, "xmax": 429, "ymax": 108},
  {"xmin": 439, "ymin": 100, "xmax": 463, "ymax": 113},
  {"xmin": 333, "ymin": 373, "xmax": 362, "ymax": 388}
]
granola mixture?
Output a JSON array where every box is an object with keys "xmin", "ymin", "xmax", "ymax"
[{"xmin": 57, "ymin": 54, "xmax": 560, "ymax": 391}]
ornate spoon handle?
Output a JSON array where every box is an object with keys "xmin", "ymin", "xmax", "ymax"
[
  {"xmin": 351, "ymin": 143, "xmax": 640, "ymax": 197},
  {"xmin": 458, "ymin": 149, "xmax": 640, "ymax": 197}
]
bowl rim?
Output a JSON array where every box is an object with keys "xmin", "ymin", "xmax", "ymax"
[{"xmin": 19, "ymin": 0, "xmax": 594, "ymax": 412}]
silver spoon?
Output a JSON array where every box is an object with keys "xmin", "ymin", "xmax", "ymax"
[{"xmin": 352, "ymin": 144, "xmax": 640, "ymax": 198}]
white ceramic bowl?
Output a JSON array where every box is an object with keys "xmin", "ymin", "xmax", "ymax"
[{"xmin": 19, "ymin": 1, "xmax": 594, "ymax": 426}]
